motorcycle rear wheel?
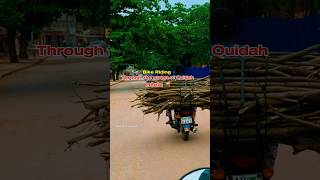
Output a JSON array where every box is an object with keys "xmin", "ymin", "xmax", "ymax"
[{"xmin": 182, "ymin": 130, "xmax": 189, "ymax": 141}]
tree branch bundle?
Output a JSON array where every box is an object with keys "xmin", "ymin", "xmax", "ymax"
[
  {"xmin": 211, "ymin": 44, "xmax": 320, "ymax": 154},
  {"xmin": 62, "ymin": 81, "xmax": 109, "ymax": 161},
  {"xmin": 132, "ymin": 77, "xmax": 210, "ymax": 117}
]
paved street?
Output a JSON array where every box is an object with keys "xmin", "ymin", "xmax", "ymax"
[
  {"xmin": 0, "ymin": 58, "xmax": 107, "ymax": 180},
  {"xmin": 110, "ymin": 80, "xmax": 210, "ymax": 180}
]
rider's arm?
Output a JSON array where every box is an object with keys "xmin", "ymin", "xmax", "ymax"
[
  {"xmin": 192, "ymin": 107, "xmax": 196, "ymax": 118},
  {"xmin": 166, "ymin": 109, "xmax": 172, "ymax": 120}
]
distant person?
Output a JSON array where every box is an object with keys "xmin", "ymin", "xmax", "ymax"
[{"xmin": 62, "ymin": 40, "xmax": 67, "ymax": 59}]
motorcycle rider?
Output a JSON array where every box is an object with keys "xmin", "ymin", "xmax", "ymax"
[
  {"xmin": 165, "ymin": 63, "xmax": 196, "ymax": 125},
  {"xmin": 265, "ymin": 143, "xmax": 279, "ymax": 169},
  {"xmin": 211, "ymin": 6, "xmax": 279, "ymax": 176}
]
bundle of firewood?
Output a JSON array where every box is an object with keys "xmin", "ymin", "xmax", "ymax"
[
  {"xmin": 211, "ymin": 44, "xmax": 320, "ymax": 154},
  {"xmin": 132, "ymin": 76, "xmax": 210, "ymax": 117},
  {"xmin": 62, "ymin": 81, "xmax": 109, "ymax": 161}
]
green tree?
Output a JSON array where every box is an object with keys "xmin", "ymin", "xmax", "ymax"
[
  {"xmin": 0, "ymin": 0, "xmax": 110, "ymax": 62},
  {"xmin": 110, "ymin": 0, "xmax": 209, "ymax": 80},
  {"xmin": 0, "ymin": 0, "xmax": 25, "ymax": 62},
  {"xmin": 0, "ymin": 0, "xmax": 65, "ymax": 62}
]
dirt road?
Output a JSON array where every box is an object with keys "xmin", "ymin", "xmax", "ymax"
[
  {"xmin": 110, "ymin": 80, "xmax": 210, "ymax": 180},
  {"xmin": 273, "ymin": 144, "xmax": 320, "ymax": 180},
  {"xmin": 0, "ymin": 58, "xmax": 107, "ymax": 180},
  {"xmin": 109, "ymin": 81, "xmax": 320, "ymax": 180}
]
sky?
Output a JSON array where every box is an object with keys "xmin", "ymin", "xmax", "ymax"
[{"xmin": 169, "ymin": 0, "xmax": 209, "ymax": 8}]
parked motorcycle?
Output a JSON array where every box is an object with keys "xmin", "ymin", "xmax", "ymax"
[{"xmin": 168, "ymin": 106, "xmax": 198, "ymax": 140}]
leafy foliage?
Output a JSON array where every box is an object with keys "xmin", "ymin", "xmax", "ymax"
[
  {"xmin": 0, "ymin": 0, "xmax": 110, "ymax": 62},
  {"xmin": 110, "ymin": 0, "xmax": 210, "ymax": 71}
]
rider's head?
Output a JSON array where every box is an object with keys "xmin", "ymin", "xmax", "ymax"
[
  {"xmin": 211, "ymin": 7, "xmax": 237, "ymax": 42},
  {"xmin": 174, "ymin": 64, "xmax": 184, "ymax": 75}
]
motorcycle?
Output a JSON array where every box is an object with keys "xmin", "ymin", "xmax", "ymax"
[
  {"xmin": 168, "ymin": 107, "xmax": 198, "ymax": 140},
  {"xmin": 212, "ymin": 139, "xmax": 274, "ymax": 180}
]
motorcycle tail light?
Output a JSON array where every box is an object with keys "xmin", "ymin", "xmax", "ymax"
[
  {"xmin": 227, "ymin": 156, "xmax": 257, "ymax": 169},
  {"xmin": 181, "ymin": 111, "xmax": 192, "ymax": 116},
  {"xmin": 212, "ymin": 168, "xmax": 225, "ymax": 180},
  {"xmin": 263, "ymin": 166, "xmax": 274, "ymax": 178}
]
